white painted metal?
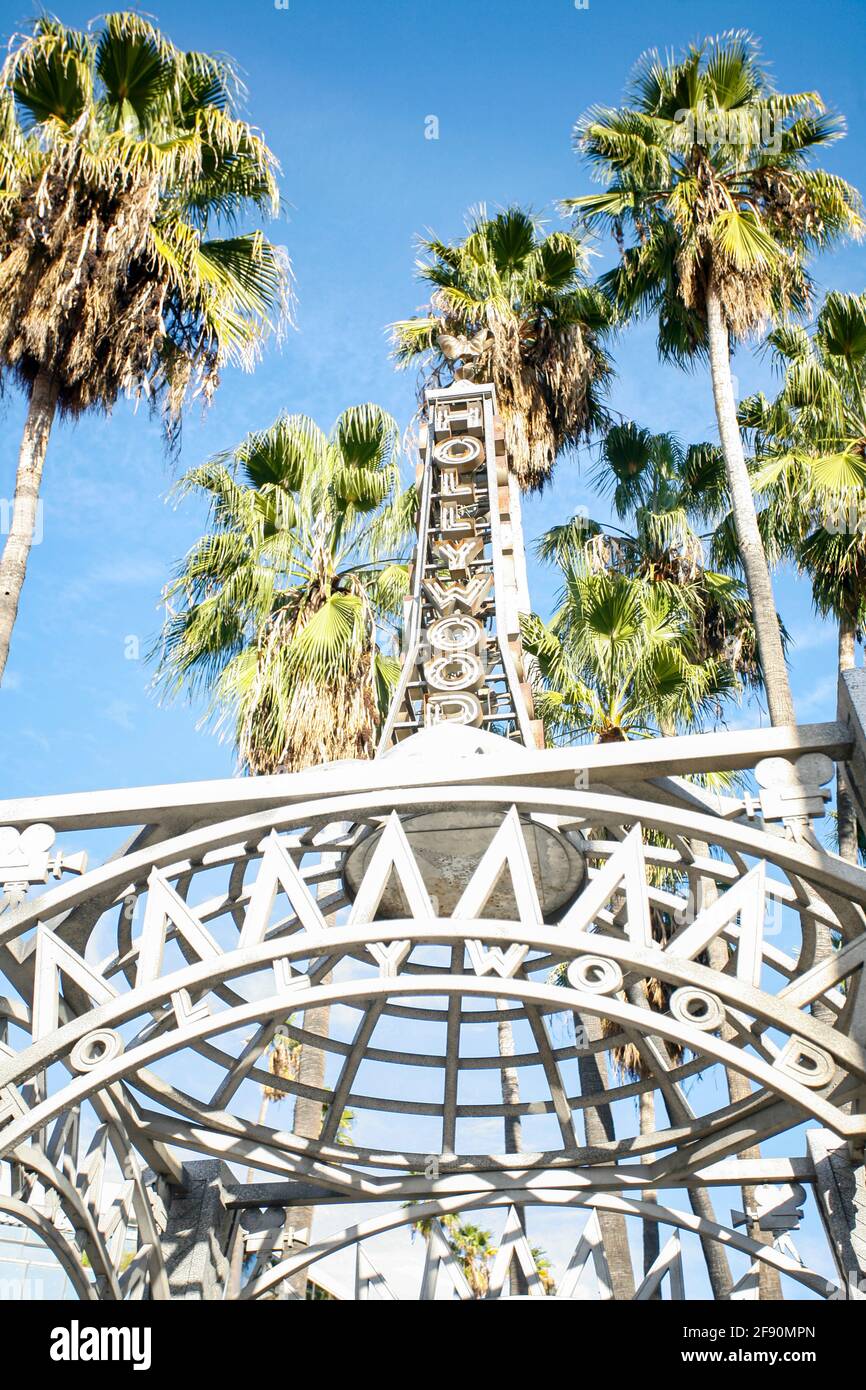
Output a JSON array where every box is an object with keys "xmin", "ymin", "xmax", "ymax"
[{"xmin": 2, "ymin": 382, "xmax": 865, "ymax": 1301}]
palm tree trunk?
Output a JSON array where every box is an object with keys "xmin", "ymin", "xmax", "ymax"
[
  {"xmin": 837, "ymin": 613, "xmax": 859, "ymax": 864},
  {"xmin": 639, "ymin": 1089, "xmax": 660, "ymax": 1295},
  {"xmin": 230, "ymin": 1015, "xmax": 332, "ymax": 1301},
  {"xmin": 498, "ymin": 1006, "xmax": 523, "ymax": 1157},
  {"xmin": 706, "ymin": 920, "xmax": 783, "ymax": 1300},
  {"xmin": 577, "ymin": 1013, "xmax": 636, "ymax": 1299},
  {"xmin": 278, "ymin": 870, "xmax": 344, "ymax": 1297},
  {"xmin": 0, "ymin": 369, "xmax": 59, "ymax": 683},
  {"xmin": 497, "ymin": 1003, "xmax": 529, "ymax": 1296},
  {"xmin": 704, "ymin": 279, "xmax": 795, "ymax": 727},
  {"xmin": 686, "ymin": 1183, "xmax": 736, "ymax": 1299},
  {"xmin": 282, "ymin": 999, "xmax": 331, "ymax": 1297}
]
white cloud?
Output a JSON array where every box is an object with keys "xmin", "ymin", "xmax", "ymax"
[
  {"xmin": 794, "ymin": 675, "xmax": 837, "ymax": 717},
  {"xmin": 788, "ymin": 622, "xmax": 835, "ymax": 653},
  {"xmin": 101, "ymin": 699, "xmax": 137, "ymax": 732}
]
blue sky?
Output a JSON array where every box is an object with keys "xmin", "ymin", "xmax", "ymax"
[
  {"xmin": 1, "ymin": 0, "xmax": 864, "ymax": 795},
  {"xmin": 0, "ymin": 0, "xmax": 863, "ymax": 1295}
]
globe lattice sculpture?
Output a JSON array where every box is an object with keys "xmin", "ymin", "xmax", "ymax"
[{"xmin": 1, "ymin": 382, "xmax": 865, "ymax": 1301}]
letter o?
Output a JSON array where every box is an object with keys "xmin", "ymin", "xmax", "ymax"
[
  {"xmin": 669, "ymin": 987, "xmax": 724, "ymax": 1032},
  {"xmin": 567, "ymin": 955, "xmax": 623, "ymax": 995},
  {"xmin": 70, "ymin": 1028, "xmax": 125, "ymax": 1074},
  {"xmin": 433, "ymin": 436, "xmax": 483, "ymax": 467},
  {"xmin": 424, "ymin": 652, "xmax": 485, "ymax": 692},
  {"xmin": 429, "ymin": 615, "xmax": 484, "ymax": 653}
]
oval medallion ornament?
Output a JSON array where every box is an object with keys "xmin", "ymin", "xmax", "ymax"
[
  {"xmin": 567, "ymin": 955, "xmax": 624, "ymax": 995},
  {"xmin": 669, "ymin": 987, "xmax": 725, "ymax": 1032},
  {"xmin": 70, "ymin": 1028, "xmax": 125, "ymax": 1074}
]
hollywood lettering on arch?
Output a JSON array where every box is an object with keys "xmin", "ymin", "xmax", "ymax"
[{"xmin": 381, "ymin": 383, "xmax": 544, "ymax": 748}]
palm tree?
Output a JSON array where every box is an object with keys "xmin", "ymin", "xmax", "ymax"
[
  {"xmin": 0, "ymin": 13, "xmax": 291, "ymax": 682},
  {"xmin": 156, "ymin": 404, "xmax": 412, "ymax": 1295},
  {"xmin": 541, "ymin": 422, "xmax": 771, "ymax": 698},
  {"xmin": 741, "ymin": 291, "xmax": 866, "ymax": 861},
  {"xmin": 530, "ymin": 1244, "xmax": 556, "ymax": 1296},
  {"xmin": 565, "ymin": 30, "xmax": 862, "ymax": 725},
  {"xmin": 153, "ymin": 405, "xmax": 413, "ymax": 772},
  {"xmin": 390, "ymin": 205, "xmax": 613, "ymax": 495},
  {"xmin": 524, "ymin": 559, "xmax": 739, "ymax": 1297},
  {"xmin": 521, "ymin": 568, "xmax": 736, "ymax": 744},
  {"xmin": 446, "ymin": 1220, "xmax": 496, "ymax": 1299}
]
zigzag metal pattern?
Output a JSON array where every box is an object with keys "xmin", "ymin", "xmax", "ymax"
[
  {"xmin": 2, "ymin": 808, "xmax": 865, "ymax": 1169},
  {"xmin": 2, "ymin": 757, "xmax": 866, "ymax": 1299},
  {"xmin": 3, "ymin": 374, "xmax": 865, "ymax": 1300}
]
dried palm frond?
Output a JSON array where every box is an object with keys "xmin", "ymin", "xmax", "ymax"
[
  {"xmin": 238, "ymin": 656, "xmax": 381, "ymax": 774},
  {"xmin": 0, "ymin": 14, "xmax": 290, "ymax": 428},
  {"xmin": 602, "ymin": 906, "xmax": 684, "ymax": 1082},
  {"xmin": 263, "ymin": 1031, "xmax": 300, "ymax": 1102},
  {"xmin": 0, "ymin": 161, "xmax": 185, "ymax": 415}
]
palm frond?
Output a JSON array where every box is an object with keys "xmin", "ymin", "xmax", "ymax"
[
  {"xmin": 0, "ymin": 14, "xmax": 291, "ymax": 422},
  {"xmin": 153, "ymin": 404, "xmax": 415, "ymax": 773},
  {"xmin": 565, "ymin": 31, "xmax": 861, "ymax": 350},
  {"xmin": 390, "ymin": 206, "xmax": 613, "ymax": 491}
]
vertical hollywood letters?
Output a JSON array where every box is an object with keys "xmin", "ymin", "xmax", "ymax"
[{"xmin": 423, "ymin": 425, "xmax": 491, "ymax": 727}]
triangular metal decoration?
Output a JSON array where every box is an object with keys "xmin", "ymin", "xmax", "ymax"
[
  {"xmin": 667, "ymin": 861, "xmax": 767, "ymax": 987},
  {"xmin": 418, "ymin": 1220, "xmax": 474, "ymax": 1301},
  {"xmin": 559, "ymin": 825, "xmax": 652, "ymax": 949},
  {"xmin": 349, "ymin": 812, "xmax": 435, "ymax": 924},
  {"xmin": 555, "ymin": 1210, "xmax": 617, "ymax": 1300},
  {"xmin": 33, "ymin": 927, "xmax": 117, "ymax": 1039},
  {"xmin": 634, "ymin": 1231, "xmax": 685, "ymax": 1300},
  {"xmin": 729, "ymin": 1261, "xmax": 761, "ymax": 1300},
  {"xmin": 239, "ymin": 830, "xmax": 329, "ymax": 948},
  {"xmin": 486, "ymin": 1205, "xmax": 545, "ymax": 1297},
  {"xmin": 454, "ymin": 805, "xmax": 542, "ymax": 927},
  {"xmin": 355, "ymin": 1246, "xmax": 398, "ymax": 1300},
  {"xmin": 135, "ymin": 870, "xmax": 222, "ymax": 988}
]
